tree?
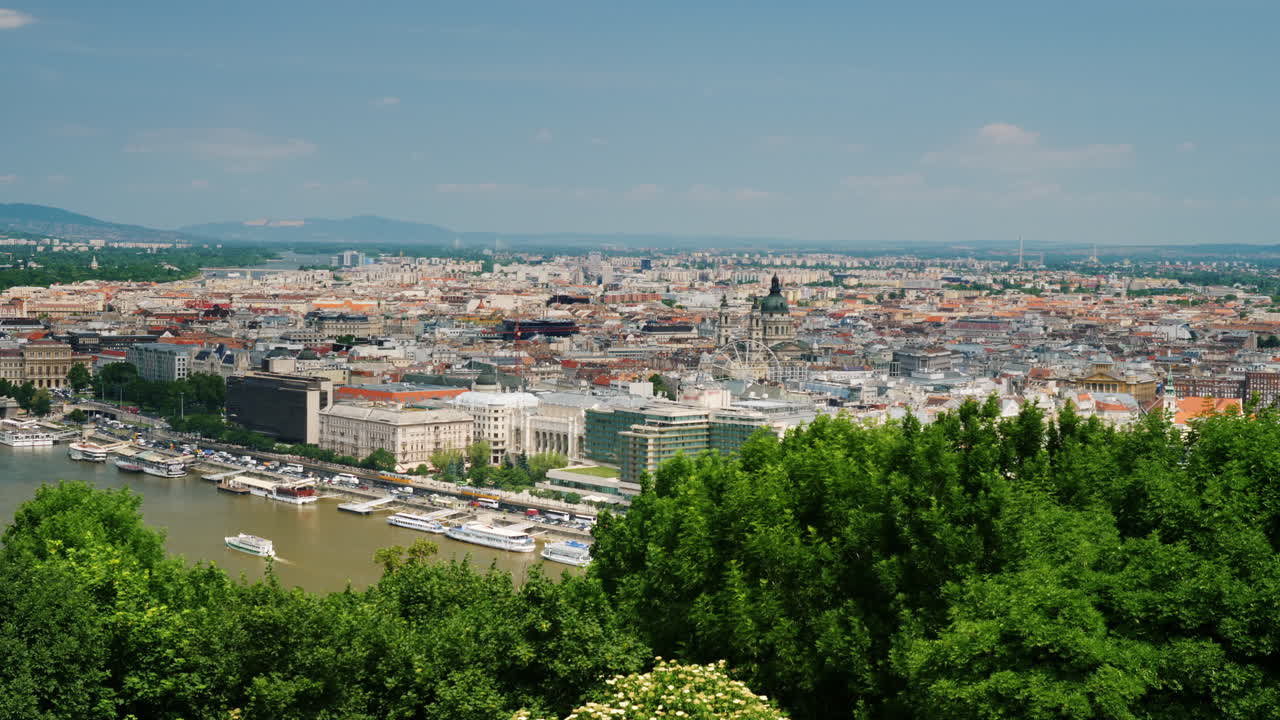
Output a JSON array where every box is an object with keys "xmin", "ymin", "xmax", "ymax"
[
  {"xmin": 648, "ymin": 373, "xmax": 676, "ymax": 401},
  {"xmin": 360, "ymin": 448, "xmax": 396, "ymax": 472},
  {"xmin": 29, "ymin": 388, "xmax": 51, "ymax": 416},
  {"xmin": 66, "ymin": 408, "xmax": 88, "ymax": 423},
  {"xmin": 515, "ymin": 659, "xmax": 787, "ymax": 720},
  {"xmin": 527, "ymin": 452, "xmax": 569, "ymax": 482},
  {"xmin": 430, "ymin": 447, "xmax": 464, "ymax": 472},
  {"xmin": 467, "ymin": 440, "xmax": 492, "ymax": 469},
  {"xmin": 66, "ymin": 363, "xmax": 92, "ymax": 392}
]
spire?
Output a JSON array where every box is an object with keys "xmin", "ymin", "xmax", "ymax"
[
  {"xmin": 769, "ymin": 274, "xmax": 782, "ymax": 295},
  {"xmin": 720, "ymin": 293, "xmax": 728, "ymax": 308}
]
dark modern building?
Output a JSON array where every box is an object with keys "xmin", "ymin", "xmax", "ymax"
[{"xmin": 226, "ymin": 372, "xmax": 334, "ymax": 444}]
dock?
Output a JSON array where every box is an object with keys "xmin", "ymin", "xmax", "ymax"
[{"xmin": 337, "ymin": 495, "xmax": 399, "ymax": 515}]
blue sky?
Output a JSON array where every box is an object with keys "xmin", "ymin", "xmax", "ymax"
[{"xmin": 1, "ymin": 1, "xmax": 1278, "ymax": 245}]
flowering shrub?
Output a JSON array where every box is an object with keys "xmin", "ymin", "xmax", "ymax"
[{"xmin": 515, "ymin": 659, "xmax": 787, "ymax": 720}]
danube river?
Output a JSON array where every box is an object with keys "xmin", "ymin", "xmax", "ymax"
[{"xmin": 0, "ymin": 445, "xmax": 570, "ymax": 592}]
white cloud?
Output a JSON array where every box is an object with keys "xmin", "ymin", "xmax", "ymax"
[
  {"xmin": 978, "ymin": 122, "xmax": 1040, "ymax": 146},
  {"xmin": 435, "ymin": 182, "xmax": 502, "ymax": 193},
  {"xmin": 533, "ymin": 128, "xmax": 553, "ymax": 143},
  {"xmin": 625, "ymin": 183, "xmax": 662, "ymax": 200},
  {"xmin": 373, "ymin": 96, "xmax": 400, "ymax": 107},
  {"xmin": 1177, "ymin": 141, "xmax": 1196, "ymax": 153},
  {"xmin": 0, "ymin": 174, "xmax": 18, "ymax": 184},
  {"xmin": 922, "ymin": 122, "xmax": 1133, "ymax": 172},
  {"xmin": 841, "ymin": 173, "xmax": 925, "ymax": 191},
  {"xmin": 687, "ymin": 184, "xmax": 776, "ymax": 203},
  {"xmin": 190, "ymin": 179, "xmax": 210, "ymax": 189},
  {"xmin": 124, "ymin": 128, "xmax": 316, "ymax": 172},
  {"xmin": 0, "ymin": 9, "xmax": 35, "ymax": 30}
]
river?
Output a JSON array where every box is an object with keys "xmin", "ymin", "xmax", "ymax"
[{"xmin": 0, "ymin": 445, "xmax": 572, "ymax": 593}]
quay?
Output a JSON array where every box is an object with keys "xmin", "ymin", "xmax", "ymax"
[{"xmin": 338, "ymin": 495, "xmax": 399, "ymax": 515}]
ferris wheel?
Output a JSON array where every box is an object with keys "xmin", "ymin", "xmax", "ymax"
[{"xmin": 701, "ymin": 339, "xmax": 782, "ymax": 381}]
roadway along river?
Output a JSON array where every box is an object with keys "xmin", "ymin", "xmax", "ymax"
[{"xmin": 0, "ymin": 444, "xmax": 574, "ymax": 592}]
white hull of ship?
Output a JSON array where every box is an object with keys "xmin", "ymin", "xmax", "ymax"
[{"xmin": 444, "ymin": 526, "xmax": 536, "ymax": 553}]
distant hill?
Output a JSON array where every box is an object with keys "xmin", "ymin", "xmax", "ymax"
[
  {"xmin": 0, "ymin": 203, "xmax": 208, "ymax": 245},
  {"xmin": 182, "ymin": 215, "xmax": 458, "ymax": 246}
]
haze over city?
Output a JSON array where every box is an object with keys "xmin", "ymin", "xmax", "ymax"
[{"xmin": 3, "ymin": 1, "xmax": 1279, "ymax": 245}]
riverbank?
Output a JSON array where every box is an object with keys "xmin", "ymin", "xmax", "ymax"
[{"xmin": 0, "ymin": 444, "xmax": 582, "ymax": 592}]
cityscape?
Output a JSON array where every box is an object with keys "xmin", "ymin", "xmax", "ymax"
[{"xmin": 5, "ymin": 1, "xmax": 1280, "ymax": 719}]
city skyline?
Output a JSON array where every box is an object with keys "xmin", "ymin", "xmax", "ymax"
[{"xmin": 3, "ymin": 1, "xmax": 1279, "ymax": 245}]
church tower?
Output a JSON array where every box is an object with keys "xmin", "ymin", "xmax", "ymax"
[{"xmin": 715, "ymin": 294, "xmax": 733, "ymax": 346}]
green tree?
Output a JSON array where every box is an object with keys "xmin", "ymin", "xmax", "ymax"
[
  {"xmin": 360, "ymin": 447, "xmax": 397, "ymax": 472},
  {"xmin": 467, "ymin": 440, "xmax": 492, "ymax": 469},
  {"xmin": 66, "ymin": 408, "xmax": 88, "ymax": 423},
  {"xmin": 430, "ymin": 447, "xmax": 464, "ymax": 471},
  {"xmin": 66, "ymin": 362, "xmax": 92, "ymax": 392},
  {"xmin": 29, "ymin": 389, "xmax": 52, "ymax": 416},
  {"xmin": 527, "ymin": 452, "xmax": 569, "ymax": 482}
]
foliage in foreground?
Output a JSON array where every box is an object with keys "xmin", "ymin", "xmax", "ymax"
[
  {"xmin": 515, "ymin": 660, "xmax": 786, "ymax": 720},
  {"xmin": 0, "ymin": 483, "xmax": 646, "ymax": 720},
  {"xmin": 592, "ymin": 399, "xmax": 1280, "ymax": 720}
]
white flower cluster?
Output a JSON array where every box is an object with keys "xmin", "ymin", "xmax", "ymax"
[{"xmin": 514, "ymin": 659, "xmax": 786, "ymax": 720}]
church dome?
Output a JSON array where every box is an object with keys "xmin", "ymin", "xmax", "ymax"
[{"xmin": 759, "ymin": 275, "xmax": 789, "ymax": 315}]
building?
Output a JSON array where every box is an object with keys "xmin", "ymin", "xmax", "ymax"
[
  {"xmin": 334, "ymin": 382, "xmax": 466, "ymax": 404},
  {"xmin": 126, "ymin": 343, "xmax": 195, "ymax": 382},
  {"xmin": 448, "ymin": 371, "xmax": 539, "ymax": 464},
  {"xmin": 1246, "ymin": 372, "xmax": 1280, "ymax": 406},
  {"xmin": 714, "ymin": 276, "xmax": 809, "ymax": 369},
  {"xmin": 193, "ymin": 344, "xmax": 252, "ymax": 378},
  {"xmin": 584, "ymin": 399, "xmax": 816, "ymax": 483},
  {"xmin": 226, "ymin": 372, "xmax": 334, "ymax": 444},
  {"xmin": 317, "ymin": 404, "xmax": 473, "ymax": 469},
  {"xmin": 893, "ymin": 347, "xmax": 954, "ymax": 376},
  {"xmin": 309, "ymin": 312, "xmax": 383, "ymax": 338},
  {"xmin": 0, "ymin": 341, "xmax": 94, "ymax": 389}
]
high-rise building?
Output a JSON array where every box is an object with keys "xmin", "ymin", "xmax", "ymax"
[{"xmin": 226, "ymin": 372, "xmax": 334, "ymax": 444}]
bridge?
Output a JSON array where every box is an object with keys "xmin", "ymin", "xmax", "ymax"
[{"xmin": 337, "ymin": 495, "xmax": 400, "ymax": 515}]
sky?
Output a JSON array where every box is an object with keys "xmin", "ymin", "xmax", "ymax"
[{"xmin": 1, "ymin": 1, "xmax": 1279, "ymax": 246}]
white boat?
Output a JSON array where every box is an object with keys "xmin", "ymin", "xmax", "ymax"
[
  {"xmin": 444, "ymin": 521, "xmax": 536, "ymax": 553},
  {"xmin": 248, "ymin": 483, "xmax": 319, "ymax": 505},
  {"xmin": 113, "ymin": 457, "xmax": 145, "ymax": 473},
  {"xmin": 68, "ymin": 441, "xmax": 109, "ymax": 462},
  {"xmin": 139, "ymin": 457, "xmax": 188, "ymax": 478},
  {"xmin": 224, "ymin": 533, "xmax": 276, "ymax": 558},
  {"xmin": 387, "ymin": 512, "xmax": 446, "ymax": 534},
  {"xmin": 0, "ymin": 420, "xmax": 56, "ymax": 447},
  {"xmin": 541, "ymin": 540, "xmax": 593, "ymax": 567}
]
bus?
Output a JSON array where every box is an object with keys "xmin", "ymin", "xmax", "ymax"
[{"xmin": 572, "ymin": 513, "xmax": 597, "ymax": 526}]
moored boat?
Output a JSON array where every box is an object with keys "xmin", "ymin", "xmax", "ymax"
[
  {"xmin": 216, "ymin": 478, "xmax": 251, "ymax": 495},
  {"xmin": 249, "ymin": 482, "xmax": 318, "ymax": 505},
  {"xmin": 0, "ymin": 420, "xmax": 56, "ymax": 447},
  {"xmin": 68, "ymin": 441, "xmax": 109, "ymax": 462},
  {"xmin": 540, "ymin": 540, "xmax": 593, "ymax": 567},
  {"xmin": 387, "ymin": 512, "xmax": 446, "ymax": 534},
  {"xmin": 113, "ymin": 457, "xmax": 145, "ymax": 473},
  {"xmin": 444, "ymin": 521, "xmax": 536, "ymax": 552},
  {"xmin": 139, "ymin": 456, "xmax": 188, "ymax": 478},
  {"xmin": 224, "ymin": 533, "xmax": 275, "ymax": 558}
]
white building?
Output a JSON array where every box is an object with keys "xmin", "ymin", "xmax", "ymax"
[
  {"xmin": 317, "ymin": 404, "xmax": 473, "ymax": 470},
  {"xmin": 449, "ymin": 372, "xmax": 539, "ymax": 464}
]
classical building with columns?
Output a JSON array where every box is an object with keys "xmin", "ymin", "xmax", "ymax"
[{"xmin": 0, "ymin": 341, "xmax": 94, "ymax": 389}]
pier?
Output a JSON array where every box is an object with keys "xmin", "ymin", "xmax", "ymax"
[{"xmin": 337, "ymin": 495, "xmax": 400, "ymax": 515}]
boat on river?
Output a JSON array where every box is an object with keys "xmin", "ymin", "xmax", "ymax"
[
  {"xmin": 540, "ymin": 540, "xmax": 593, "ymax": 567},
  {"xmin": 0, "ymin": 420, "xmax": 55, "ymax": 447},
  {"xmin": 68, "ymin": 441, "xmax": 109, "ymax": 462},
  {"xmin": 216, "ymin": 477, "xmax": 251, "ymax": 495},
  {"xmin": 113, "ymin": 456, "xmax": 145, "ymax": 473},
  {"xmin": 224, "ymin": 533, "xmax": 275, "ymax": 558},
  {"xmin": 387, "ymin": 512, "xmax": 446, "ymax": 534},
  {"xmin": 444, "ymin": 521, "xmax": 536, "ymax": 553}
]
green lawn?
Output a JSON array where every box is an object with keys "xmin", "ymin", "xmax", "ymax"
[{"xmin": 564, "ymin": 465, "xmax": 619, "ymax": 478}]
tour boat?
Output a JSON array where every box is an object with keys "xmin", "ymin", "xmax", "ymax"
[
  {"xmin": 0, "ymin": 421, "xmax": 56, "ymax": 447},
  {"xmin": 68, "ymin": 441, "xmax": 109, "ymax": 462},
  {"xmin": 216, "ymin": 478, "xmax": 251, "ymax": 495},
  {"xmin": 224, "ymin": 533, "xmax": 275, "ymax": 558},
  {"xmin": 540, "ymin": 540, "xmax": 593, "ymax": 567},
  {"xmin": 114, "ymin": 457, "xmax": 145, "ymax": 473},
  {"xmin": 249, "ymin": 483, "xmax": 318, "ymax": 505},
  {"xmin": 387, "ymin": 512, "xmax": 446, "ymax": 534},
  {"xmin": 444, "ymin": 521, "xmax": 536, "ymax": 552},
  {"xmin": 139, "ymin": 456, "xmax": 188, "ymax": 478}
]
